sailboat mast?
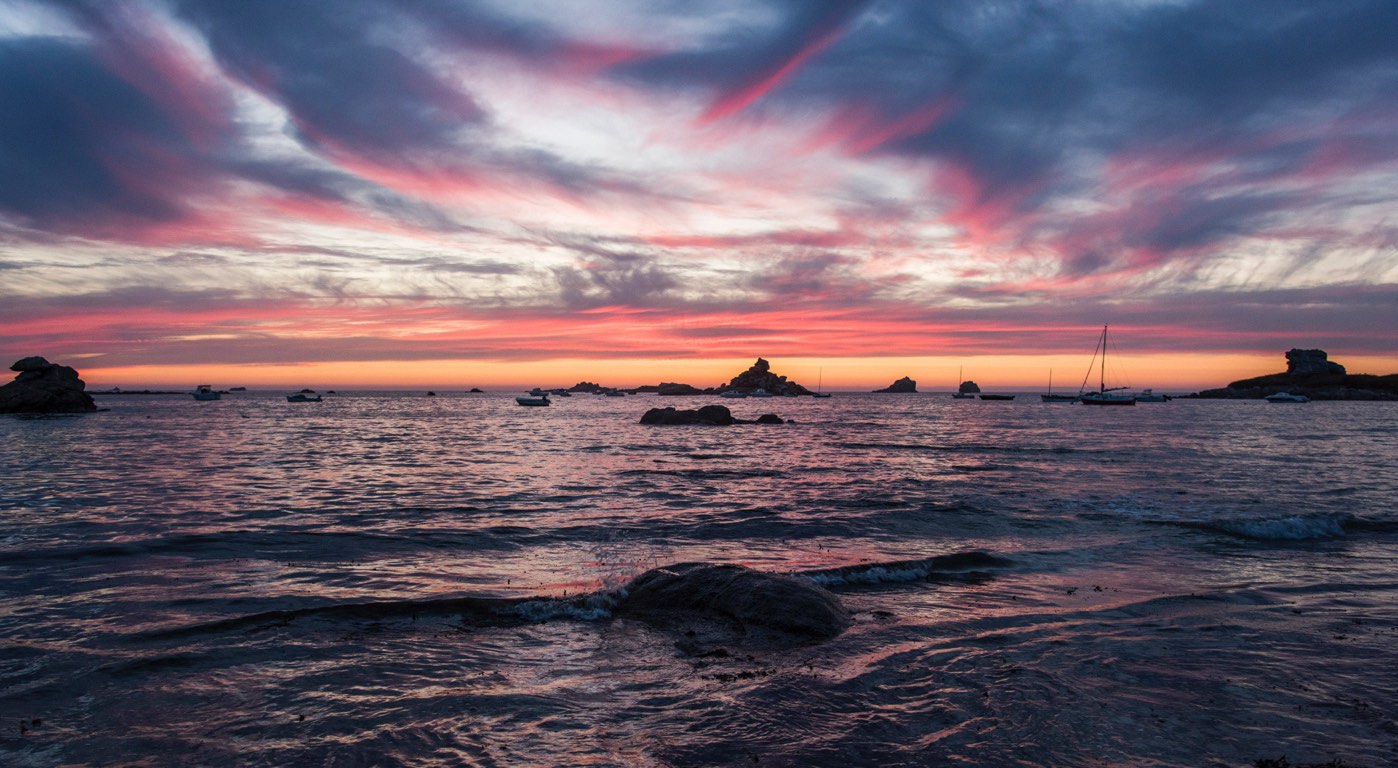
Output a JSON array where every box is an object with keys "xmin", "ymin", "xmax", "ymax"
[{"xmin": 1100, "ymin": 325, "xmax": 1107, "ymax": 394}]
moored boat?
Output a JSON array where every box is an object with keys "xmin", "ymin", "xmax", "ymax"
[
  {"xmin": 191, "ymin": 384, "xmax": 221, "ymax": 401},
  {"xmin": 515, "ymin": 394, "xmax": 550, "ymax": 406},
  {"xmin": 286, "ymin": 392, "xmax": 322, "ymax": 402},
  {"xmin": 1078, "ymin": 325, "xmax": 1136, "ymax": 406},
  {"xmin": 1264, "ymin": 392, "xmax": 1310, "ymax": 403},
  {"xmin": 979, "ymin": 394, "xmax": 1015, "ymax": 401},
  {"xmin": 1040, "ymin": 369, "xmax": 1077, "ymax": 402},
  {"xmin": 1135, "ymin": 388, "xmax": 1171, "ymax": 402}
]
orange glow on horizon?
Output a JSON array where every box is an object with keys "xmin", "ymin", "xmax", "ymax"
[{"xmin": 73, "ymin": 353, "xmax": 1397, "ymax": 393}]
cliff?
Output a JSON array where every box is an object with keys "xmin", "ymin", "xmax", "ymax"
[{"xmin": 1190, "ymin": 349, "xmax": 1398, "ymax": 400}]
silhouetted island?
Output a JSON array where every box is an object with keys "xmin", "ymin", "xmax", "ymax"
[
  {"xmin": 640, "ymin": 405, "xmax": 785, "ymax": 425},
  {"xmin": 0, "ymin": 356, "xmax": 98, "ymax": 414},
  {"xmin": 1189, "ymin": 349, "xmax": 1398, "ymax": 400},
  {"xmin": 717, "ymin": 358, "xmax": 811, "ymax": 396},
  {"xmin": 873, "ymin": 376, "xmax": 917, "ymax": 393}
]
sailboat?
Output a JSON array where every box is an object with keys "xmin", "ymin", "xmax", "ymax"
[
  {"xmin": 812, "ymin": 368, "xmax": 832, "ymax": 398},
  {"xmin": 952, "ymin": 366, "xmax": 975, "ymax": 399},
  {"xmin": 1078, "ymin": 325, "xmax": 1136, "ymax": 406},
  {"xmin": 1041, "ymin": 369, "xmax": 1077, "ymax": 403}
]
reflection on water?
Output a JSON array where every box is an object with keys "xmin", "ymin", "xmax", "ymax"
[{"xmin": 1, "ymin": 392, "xmax": 1396, "ymax": 766}]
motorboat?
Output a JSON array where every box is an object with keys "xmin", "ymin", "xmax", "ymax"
[
  {"xmin": 1264, "ymin": 392, "xmax": 1310, "ymax": 403},
  {"xmin": 516, "ymin": 394, "xmax": 551, "ymax": 406},
  {"xmin": 286, "ymin": 393, "xmax": 322, "ymax": 402},
  {"xmin": 979, "ymin": 394, "xmax": 1015, "ymax": 401},
  {"xmin": 1135, "ymin": 388, "xmax": 1171, "ymax": 402},
  {"xmin": 719, "ymin": 390, "xmax": 747, "ymax": 399},
  {"xmin": 1078, "ymin": 325, "xmax": 1136, "ymax": 406},
  {"xmin": 191, "ymin": 385, "xmax": 221, "ymax": 401},
  {"xmin": 750, "ymin": 388, "xmax": 774, "ymax": 398}
]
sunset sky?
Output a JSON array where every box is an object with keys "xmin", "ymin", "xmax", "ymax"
[{"xmin": 2, "ymin": 0, "xmax": 1395, "ymax": 390}]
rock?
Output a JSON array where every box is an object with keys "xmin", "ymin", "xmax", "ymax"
[
  {"xmin": 0, "ymin": 357, "xmax": 98, "ymax": 414},
  {"xmin": 640, "ymin": 405, "xmax": 735, "ymax": 425},
  {"xmin": 468, "ymin": 388, "xmax": 484, "ymax": 393},
  {"xmin": 1187, "ymin": 348, "xmax": 1395, "ymax": 400},
  {"xmin": 874, "ymin": 376, "xmax": 917, "ymax": 393},
  {"xmin": 959, "ymin": 380, "xmax": 981, "ymax": 394},
  {"xmin": 617, "ymin": 563, "xmax": 850, "ymax": 649},
  {"xmin": 1286, "ymin": 348, "xmax": 1345, "ymax": 376},
  {"xmin": 754, "ymin": 413, "xmax": 785, "ymax": 424},
  {"xmin": 568, "ymin": 381, "xmax": 605, "ymax": 394},
  {"xmin": 656, "ymin": 382, "xmax": 707, "ymax": 396},
  {"xmin": 718, "ymin": 358, "xmax": 812, "ymax": 396}
]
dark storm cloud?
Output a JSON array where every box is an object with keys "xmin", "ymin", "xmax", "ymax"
[
  {"xmin": 0, "ymin": 37, "xmax": 198, "ymax": 229},
  {"xmin": 175, "ymin": 0, "xmax": 485, "ymax": 162}
]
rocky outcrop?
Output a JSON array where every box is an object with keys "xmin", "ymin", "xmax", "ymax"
[
  {"xmin": 718, "ymin": 358, "xmax": 811, "ymax": 396},
  {"xmin": 639, "ymin": 406, "xmax": 786, "ymax": 425},
  {"xmin": 958, "ymin": 380, "xmax": 981, "ymax": 394},
  {"xmin": 641, "ymin": 405, "xmax": 735, "ymax": 425},
  {"xmin": 0, "ymin": 357, "xmax": 98, "ymax": 414},
  {"xmin": 568, "ymin": 381, "xmax": 606, "ymax": 393},
  {"xmin": 656, "ymin": 382, "xmax": 707, "ymax": 396},
  {"xmin": 874, "ymin": 376, "xmax": 917, "ymax": 393},
  {"xmin": 617, "ymin": 563, "xmax": 850, "ymax": 650},
  {"xmin": 1286, "ymin": 349, "xmax": 1345, "ymax": 377},
  {"xmin": 1189, "ymin": 349, "xmax": 1397, "ymax": 400}
]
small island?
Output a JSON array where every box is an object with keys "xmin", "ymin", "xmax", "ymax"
[
  {"xmin": 1189, "ymin": 349, "xmax": 1398, "ymax": 401},
  {"xmin": 717, "ymin": 358, "xmax": 812, "ymax": 396},
  {"xmin": 0, "ymin": 356, "xmax": 99, "ymax": 414},
  {"xmin": 873, "ymin": 376, "xmax": 917, "ymax": 393}
]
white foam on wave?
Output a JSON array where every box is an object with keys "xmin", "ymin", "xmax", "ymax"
[
  {"xmin": 804, "ymin": 564, "xmax": 939, "ymax": 587},
  {"xmin": 1206, "ymin": 514, "xmax": 1348, "ymax": 541},
  {"xmin": 501, "ymin": 591, "xmax": 622, "ymax": 622}
]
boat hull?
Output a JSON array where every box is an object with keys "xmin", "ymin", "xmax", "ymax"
[
  {"xmin": 515, "ymin": 397, "xmax": 550, "ymax": 406},
  {"xmin": 1040, "ymin": 395, "xmax": 1077, "ymax": 403},
  {"xmin": 978, "ymin": 394, "xmax": 1015, "ymax": 401},
  {"xmin": 1080, "ymin": 394, "xmax": 1135, "ymax": 406}
]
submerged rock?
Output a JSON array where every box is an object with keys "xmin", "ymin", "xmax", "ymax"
[
  {"xmin": 0, "ymin": 357, "xmax": 98, "ymax": 414},
  {"xmin": 618, "ymin": 563, "xmax": 850, "ymax": 650},
  {"xmin": 873, "ymin": 376, "xmax": 917, "ymax": 393}
]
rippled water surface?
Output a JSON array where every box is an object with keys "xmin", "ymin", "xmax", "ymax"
[{"xmin": 2, "ymin": 392, "xmax": 1396, "ymax": 766}]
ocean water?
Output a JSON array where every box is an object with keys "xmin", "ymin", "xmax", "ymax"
[{"xmin": 1, "ymin": 391, "xmax": 1395, "ymax": 767}]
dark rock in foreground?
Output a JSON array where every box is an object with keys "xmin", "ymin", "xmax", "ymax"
[
  {"xmin": 874, "ymin": 376, "xmax": 917, "ymax": 393},
  {"xmin": 0, "ymin": 357, "xmax": 98, "ymax": 414},
  {"xmin": 640, "ymin": 405, "xmax": 786, "ymax": 425},
  {"xmin": 1189, "ymin": 349, "xmax": 1396, "ymax": 400},
  {"xmin": 618, "ymin": 563, "xmax": 850, "ymax": 650}
]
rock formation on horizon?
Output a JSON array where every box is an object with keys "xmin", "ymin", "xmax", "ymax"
[
  {"xmin": 959, "ymin": 380, "xmax": 981, "ymax": 394},
  {"xmin": 656, "ymin": 382, "xmax": 707, "ymax": 396},
  {"xmin": 0, "ymin": 357, "xmax": 98, "ymax": 414},
  {"xmin": 1286, "ymin": 348, "xmax": 1345, "ymax": 377},
  {"xmin": 568, "ymin": 381, "xmax": 606, "ymax": 393},
  {"xmin": 873, "ymin": 376, "xmax": 917, "ymax": 393},
  {"xmin": 718, "ymin": 358, "xmax": 811, "ymax": 396},
  {"xmin": 1190, "ymin": 348, "xmax": 1396, "ymax": 401}
]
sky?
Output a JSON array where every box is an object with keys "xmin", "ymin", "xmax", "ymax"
[{"xmin": 1, "ymin": 0, "xmax": 1395, "ymax": 390}]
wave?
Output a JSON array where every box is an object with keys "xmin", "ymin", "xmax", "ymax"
[
  {"xmin": 801, "ymin": 551, "xmax": 1013, "ymax": 587},
  {"xmin": 1170, "ymin": 514, "xmax": 1350, "ymax": 541},
  {"xmin": 142, "ymin": 551, "xmax": 1008, "ymax": 639}
]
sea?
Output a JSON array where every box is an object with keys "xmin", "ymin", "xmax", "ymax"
[{"xmin": 1, "ymin": 391, "xmax": 1395, "ymax": 767}]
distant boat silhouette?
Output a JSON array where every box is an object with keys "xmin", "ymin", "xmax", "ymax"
[
  {"xmin": 515, "ymin": 393, "xmax": 550, "ymax": 406},
  {"xmin": 191, "ymin": 384, "xmax": 220, "ymax": 401},
  {"xmin": 1041, "ymin": 369, "xmax": 1076, "ymax": 403},
  {"xmin": 813, "ymin": 368, "xmax": 831, "ymax": 398},
  {"xmin": 952, "ymin": 366, "xmax": 976, "ymax": 399}
]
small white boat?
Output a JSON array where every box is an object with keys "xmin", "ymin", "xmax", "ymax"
[
  {"xmin": 286, "ymin": 393, "xmax": 322, "ymax": 402},
  {"xmin": 191, "ymin": 385, "xmax": 221, "ymax": 401},
  {"xmin": 516, "ymin": 394, "xmax": 550, "ymax": 406},
  {"xmin": 1264, "ymin": 392, "xmax": 1310, "ymax": 403},
  {"xmin": 750, "ymin": 388, "xmax": 774, "ymax": 398},
  {"xmin": 1135, "ymin": 388, "xmax": 1171, "ymax": 402},
  {"xmin": 719, "ymin": 390, "xmax": 747, "ymax": 399}
]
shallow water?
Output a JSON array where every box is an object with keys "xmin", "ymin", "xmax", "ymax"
[{"xmin": 2, "ymin": 392, "xmax": 1395, "ymax": 766}]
